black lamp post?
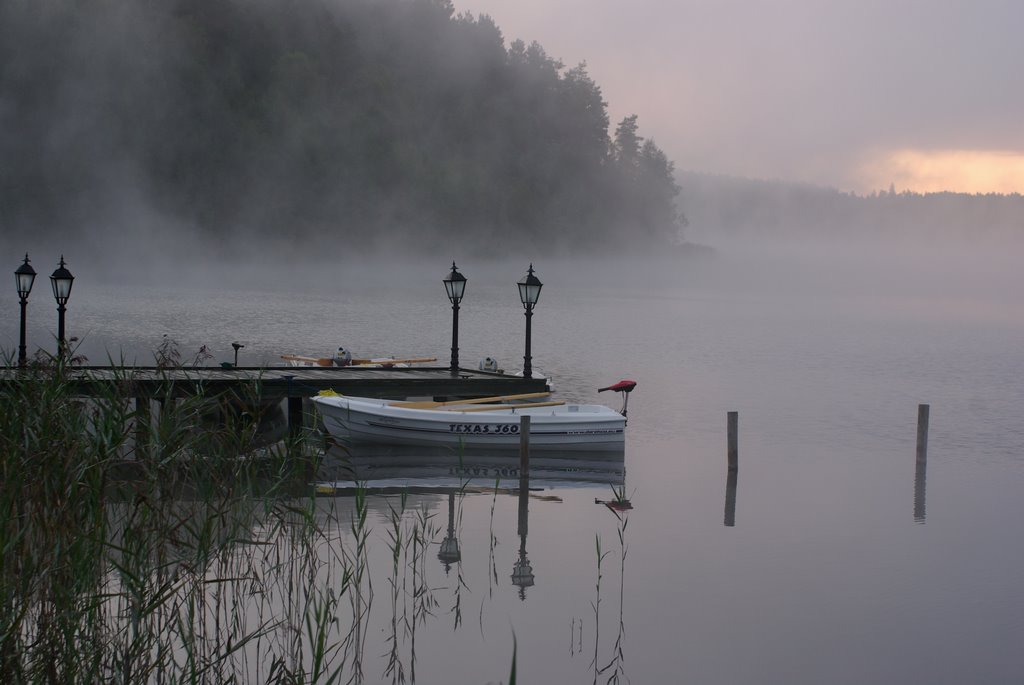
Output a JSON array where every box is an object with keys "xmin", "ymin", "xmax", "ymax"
[
  {"xmin": 517, "ymin": 264, "xmax": 543, "ymax": 379},
  {"xmin": 443, "ymin": 262, "xmax": 467, "ymax": 375},
  {"xmin": 14, "ymin": 254, "xmax": 37, "ymax": 367},
  {"xmin": 50, "ymin": 256, "xmax": 74, "ymax": 357}
]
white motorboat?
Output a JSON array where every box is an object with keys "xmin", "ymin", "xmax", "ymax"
[{"xmin": 311, "ymin": 390, "xmax": 629, "ymax": 451}]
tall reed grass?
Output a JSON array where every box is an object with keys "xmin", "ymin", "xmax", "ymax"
[
  {"xmin": 0, "ymin": 357, "xmax": 523, "ymax": 683},
  {"xmin": 0, "ymin": 358, "xmax": 350, "ymax": 683}
]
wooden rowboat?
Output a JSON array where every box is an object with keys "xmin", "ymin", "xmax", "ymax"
[{"xmin": 311, "ymin": 392, "xmax": 626, "ymax": 451}]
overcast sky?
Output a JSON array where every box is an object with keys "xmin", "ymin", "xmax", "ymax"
[{"xmin": 455, "ymin": 0, "xmax": 1024, "ymax": 194}]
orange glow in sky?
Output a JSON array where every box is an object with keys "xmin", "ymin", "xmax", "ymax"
[{"xmin": 857, "ymin": 149, "xmax": 1024, "ymax": 194}]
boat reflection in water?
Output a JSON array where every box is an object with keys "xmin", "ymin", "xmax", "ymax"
[
  {"xmin": 318, "ymin": 441, "xmax": 626, "ymax": 606},
  {"xmin": 319, "ymin": 441, "xmax": 626, "ymax": 490},
  {"xmin": 307, "ymin": 440, "xmax": 630, "ymax": 678}
]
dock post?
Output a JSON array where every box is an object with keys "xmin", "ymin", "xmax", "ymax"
[
  {"xmin": 284, "ymin": 376, "xmax": 302, "ymax": 439},
  {"xmin": 916, "ymin": 404, "xmax": 929, "ymax": 463},
  {"xmin": 288, "ymin": 397, "xmax": 303, "ymax": 438},
  {"xmin": 519, "ymin": 415, "xmax": 530, "ymax": 476},
  {"xmin": 727, "ymin": 411, "xmax": 738, "ymax": 471},
  {"xmin": 914, "ymin": 403, "xmax": 929, "ymax": 523},
  {"xmin": 134, "ymin": 395, "xmax": 150, "ymax": 458}
]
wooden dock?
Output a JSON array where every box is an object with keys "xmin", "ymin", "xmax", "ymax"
[
  {"xmin": 0, "ymin": 365, "xmax": 549, "ymax": 437},
  {"xmin": 2, "ymin": 365, "xmax": 547, "ymax": 399}
]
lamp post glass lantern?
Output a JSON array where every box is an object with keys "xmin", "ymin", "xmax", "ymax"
[
  {"xmin": 50, "ymin": 256, "xmax": 74, "ymax": 355},
  {"xmin": 443, "ymin": 262, "xmax": 466, "ymax": 374},
  {"xmin": 517, "ymin": 264, "xmax": 543, "ymax": 379},
  {"xmin": 14, "ymin": 254, "xmax": 37, "ymax": 366}
]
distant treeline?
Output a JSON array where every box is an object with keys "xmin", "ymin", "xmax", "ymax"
[
  {"xmin": 0, "ymin": 0, "xmax": 684, "ymax": 255},
  {"xmin": 679, "ymin": 172, "xmax": 1024, "ymax": 245}
]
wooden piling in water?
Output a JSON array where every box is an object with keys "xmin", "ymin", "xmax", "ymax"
[
  {"xmin": 727, "ymin": 411, "xmax": 738, "ymax": 471},
  {"xmin": 519, "ymin": 415, "xmax": 531, "ymax": 475},
  {"xmin": 914, "ymin": 403, "xmax": 929, "ymax": 523},
  {"xmin": 916, "ymin": 404, "xmax": 929, "ymax": 463},
  {"xmin": 288, "ymin": 396, "xmax": 303, "ymax": 438},
  {"xmin": 134, "ymin": 396, "xmax": 150, "ymax": 457},
  {"xmin": 283, "ymin": 375, "xmax": 303, "ymax": 438}
]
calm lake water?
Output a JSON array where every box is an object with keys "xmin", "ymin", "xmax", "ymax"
[{"xmin": 3, "ymin": 245, "xmax": 1023, "ymax": 683}]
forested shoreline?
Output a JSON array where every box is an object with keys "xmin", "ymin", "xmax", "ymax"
[
  {"xmin": 0, "ymin": 0, "xmax": 684, "ymax": 256},
  {"xmin": 679, "ymin": 172, "xmax": 1024, "ymax": 246}
]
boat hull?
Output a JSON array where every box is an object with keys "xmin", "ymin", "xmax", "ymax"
[{"xmin": 312, "ymin": 395, "xmax": 625, "ymax": 451}]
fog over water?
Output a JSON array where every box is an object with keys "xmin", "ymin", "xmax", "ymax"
[
  {"xmin": 3, "ymin": 231, "xmax": 1023, "ymax": 365},
  {"xmin": 3, "ymin": 1, "xmax": 1023, "ymax": 680},
  {"xmin": 3, "ymin": 233, "xmax": 1024, "ymax": 682}
]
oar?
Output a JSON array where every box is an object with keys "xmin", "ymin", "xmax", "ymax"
[
  {"xmin": 280, "ymin": 354, "xmax": 333, "ymax": 366},
  {"xmin": 350, "ymin": 357, "xmax": 437, "ymax": 366},
  {"xmin": 440, "ymin": 400, "xmax": 565, "ymax": 413},
  {"xmin": 281, "ymin": 354, "xmax": 437, "ymax": 367},
  {"xmin": 393, "ymin": 391, "xmax": 551, "ymax": 410}
]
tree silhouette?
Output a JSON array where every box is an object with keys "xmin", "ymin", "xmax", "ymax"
[{"xmin": 0, "ymin": 0, "xmax": 686, "ymax": 254}]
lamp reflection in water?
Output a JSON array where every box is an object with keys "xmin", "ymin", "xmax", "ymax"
[
  {"xmin": 437, "ymin": 491, "xmax": 461, "ymax": 572},
  {"xmin": 510, "ymin": 469, "xmax": 534, "ymax": 599}
]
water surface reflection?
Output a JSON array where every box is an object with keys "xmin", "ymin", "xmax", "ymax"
[
  {"xmin": 913, "ymin": 457, "xmax": 927, "ymax": 523},
  {"xmin": 319, "ymin": 443, "xmax": 626, "ymax": 489},
  {"xmin": 310, "ymin": 443, "xmax": 632, "ymax": 681},
  {"xmin": 724, "ymin": 468, "xmax": 738, "ymax": 527}
]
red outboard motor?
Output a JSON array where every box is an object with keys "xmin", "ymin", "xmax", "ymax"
[{"xmin": 598, "ymin": 379, "xmax": 637, "ymax": 419}]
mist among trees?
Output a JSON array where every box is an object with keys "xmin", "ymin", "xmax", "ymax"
[
  {"xmin": 679, "ymin": 172, "xmax": 1024, "ymax": 248},
  {"xmin": 0, "ymin": 0, "xmax": 685, "ymax": 257}
]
